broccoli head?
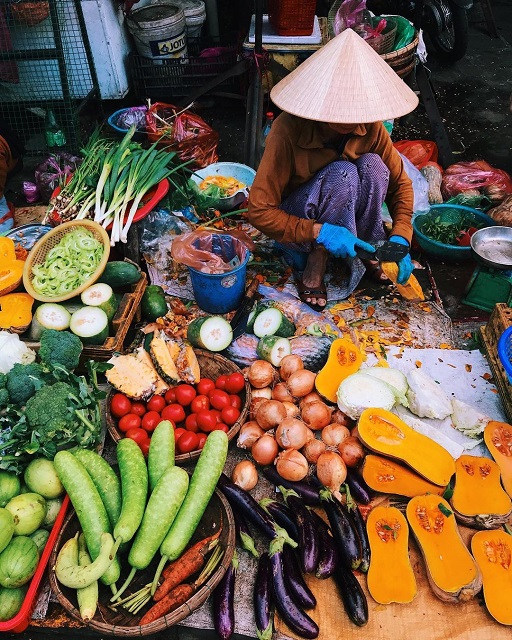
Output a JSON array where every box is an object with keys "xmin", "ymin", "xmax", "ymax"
[
  {"xmin": 39, "ymin": 329, "xmax": 83, "ymax": 371},
  {"xmin": 24, "ymin": 381, "xmax": 75, "ymax": 434},
  {"xmin": 0, "ymin": 387, "xmax": 9, "ymax": 408},
  {"xmin": 6, "ymin": 362, "xmax": 45, "ymax": 405},
  {"xmin": 0, "ymin": 373, "xmax": 6, "ymax": 389}
]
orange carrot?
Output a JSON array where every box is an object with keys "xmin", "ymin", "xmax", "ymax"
[{"xmin": 140, "ymin": 584, "xmax": 193, "ymax": 625}]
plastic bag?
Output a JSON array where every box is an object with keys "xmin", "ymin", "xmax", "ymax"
[
  {"xmin": 398, "ymin": 152, "xmax": 430, "ymax": 214},
  {"xmin": 115, "ymin": 106, "xmax": 147, "ymax": 130},
  {"xmin": 34, "ymin": 153, "xmax": 81, "ymax": 203},
  {"xmin": 487, "ymin": 195, "xmax": 512, "ymax": 227},
  {"xmin": 171, "ymin": 229, "xmax": 253, "ymax": 273},
  {"xmin": 441, "ymin": 160, "xmax": 512, "ymax": 204},
  {"xmin": 391, "ymin": 15, "xmax": 415, "ymax": 49},
  {"xmin": 394, "ymin": 140, "xmax": 439, "ymax": 170},
  {"xmin": 145, "ymin": 102, "xmax": 219, "ymax": 170},
  {"xmin": 333, "ymin": 0, "xmax": 368, "ymax": 35}
]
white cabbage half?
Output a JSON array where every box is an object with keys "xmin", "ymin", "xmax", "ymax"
[
  {"xmin": 406, "ymin": 368, "xmax": 452, "ymax": 419},
  {"xmin": 337, "ymin": 372, "xmax": 396, "ymax": 420},
  {"xmin": 363, "ymin": 366, "xmax": 409, "ymax": 406},
  {"xmin": 451, "ymin": 398, "xmax": 490, "ymax": 439}
]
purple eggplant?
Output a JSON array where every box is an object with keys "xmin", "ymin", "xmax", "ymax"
[
  {"xmin": 218, "ymin": 474, "xmax": 297, "ymax": 548},
  {"xmin": 262, "ymin": 467, "xmax": 321, "ymax": 505},
  {"xmin": 346, "ymin": 468, "xmax": 375, "ymax": 505},
  {"xmin": 254, "ymin": 552, "xmax": 273, "ymax": 640},
  {"xmin": 282, "ymin": 544, "xmax": 316, "ymax": 609},
  {"xmin": 270, "ymin": 551, "xmax": 319, "ymax": 639},
  {"xmin": 333, "ymin": 563, "xmax": 368, "ymax": 627},
  {"xmin": 259, "ymin": 497, "xmax": 299, "ymax": 540},
  {"xmin": 309, "ymin": 511, "xmax": 338, "ymax": 579},
  {"xmin": 213, "ymin": 551, "xmax": 238, "ymax": 640},
  {"xmin": 322, "ymin": 493, "xmax": 362, "ymax": 571},
  {"xmin": 279, "ymin": 487, "xmax": 319, "ymax": 574},
  {"xmin": 233, "ymin": 508, "xmax": 259, "ymax": 558},
  {"xmin": 345, "ymin": 484, "xmax": 370, "ymax": 573}
]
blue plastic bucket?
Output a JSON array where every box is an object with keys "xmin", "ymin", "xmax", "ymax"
[{"xmin": 188, "ymin": 235, "xmax": 250, "ymax": 313}]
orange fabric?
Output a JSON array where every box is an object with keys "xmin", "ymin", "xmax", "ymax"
[
  {"xmin": 248, "ymin": 113, "xmax": 414, "ymax": 244},
  {"xmin": 0, "ymin": 134, "xmax": 15, "ymax": 199}
]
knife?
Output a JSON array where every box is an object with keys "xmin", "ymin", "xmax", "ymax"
[
  {"xmin": 355, "ymin": 240, "xmax": 410, "ymax": 262},
  {"xmin": 230, "ymin": 277, "xmax": 261, "ymax": 339}
]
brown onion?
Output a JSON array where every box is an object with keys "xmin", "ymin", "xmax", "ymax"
[
  {"xmin": 232, "ymin": 460, "xmax": 258, "ymax": 490},
  {"xmin": 299, "ymin": 391, "xmax": 323, "ymax": 409},
  {"xmin": 304, "ymin": 427, "xmax": 315, "ymax": 442},
  {"xmin": 251, "ymin": 387, "xmax": 273, "ymax": 399},
  {"xmin": 338, "ymin": 437, "xmax": 365, "ymax": 468},
  {"xmin": 250, "ymin": 397, "xmax": 268, "ymax": 420},
  {"xmin": 282, "ymin": 401, "xmax": 300, "ymax": 418},
  {"xmin": 252, "ymin": 435, "xmax": 279, "ymax": 465},
  {"xmin": 275, "ymin": 449, "xmax": 309, "ymax": 481},
  {"xmin": 248, "ymin": 360, "xmax": 275, "ymax": 388},
  {"xmin": 302, "ymin": 438, "xmax": 327, "ymax": 463},
  {"xmin": 331, "ymin": 409, "xmax": 353, "ymax": 428},
  {"xmin": 286, "ymin": 369, "xmax": 316, "ymax": 398},
  {"xmin": 275, "ymin": 418, "xmax": 309, "ymax": 450},
  {"xmin": 255, "ymin": 400, "xmax": 287, "ymax": 431},
  {"xmin": 272, "ymin": 382, "xmax": 294, "ymax": 403},
  {"xmin": 321, "ymin": 423, "xmax": 351, "ymax": 447},
  {"xmin": 279, "ymin": 354, "xmax": 304, "ymax": 381},
  {"xmin": 350, "ymin": 425, "xmax": 360, "ymax": 439},
  {"xmin": 301, "ymin": 401, "xmax": 333, "ymax": 431},
  {"xmin": 317, "ymin": 451, "xmax": 347, "ymax": 492},
  {"xmin": 237, "ymin": 421, "xmax": 265, "ymax": 450}
]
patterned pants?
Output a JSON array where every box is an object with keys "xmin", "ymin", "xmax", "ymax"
[{"xmin": 280, "ymin": 153, "xmax": 390, "ymax": 253}]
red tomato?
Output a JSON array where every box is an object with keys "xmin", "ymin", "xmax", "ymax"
[
  {"xmin": 164, "ymin": 388, "xmax": 177, "ymax": 404},
  {"xmin": 162, "ymin": 403, "xmax": 186, "ymax": 423},
  {"xmin": 210, "ymin": 409, "xmax": 222, "ymax": 423},
  {"xmin": 196, "ymin": 410, "xmax": 218, "ymax": 433},
  {"xmin": 197, "ymin": 433, "xmax": 207, "ymax": 449},
  {"xmin": 141, "ymin": 411, "xmax": 161, "ymax": 432},
  {"xmin": 196, "ymin": 378, "xmax": 215, "ymax": 396},
  {"xmin": 174, "ymin": 427, "xmax": 186, "ymax": 442},
  {"xmin": 130, "ymin": 402, "xmax": 147, "ymax": 417},
  {"xmin": 140, "ymin": 439, "xmax": 151, "ymax": 457},
  {"xmin": 209, "ymin": 389, "xmax": 230, "ymax": 410},
  {"xmin": 191, "ymin": 395, "xmax": 210, "ymax": 414},
  {"xmin": 146, "ymin": 395, "xmax": 166, "ymax": 413},
  {"xmin": 118, "ymin": 413, "xmax": 142, "ymax": 433},
  {"xmin": 177, "ymin": 431, "xmax": 199, "ymax": 454},
  {"xmin": 185, "ymin": 413, "xmax": 199, "ymax": 433},
  {"xmin": 125, "ymin": 428, "xmax": 149, "ymax": 446},
  {"xmin": 110, "ymin": 393, "xmax": 132, "ymax": 418},
  {"xmin": 215, "ymin": 375, "xmax": 229, "ymax": 390},
  {"xmin": 221, "ymin": 405, "xmax": 240, "ymax": 426},
  {"xmin": 229, "ymin": 394, "xmax": 242, "ymax": 410},
  {"xmin": 212, "ymin": 423, "xmax": 229, "ymax": 433},
  {"xmin": 175, "ymin": 384, "xmax": 197, "ymax": 407},
  {"xmin": 225, "ymin": 372, "xmax": 245, "ymax": 394}
]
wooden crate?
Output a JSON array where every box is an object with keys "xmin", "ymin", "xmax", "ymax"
[
  {"xmin": 480, "ymin": 324, "xmax": 512, "ymax": 423},
  {"xmin": 486, "ymin": 303, "xmax": 512, "ymax": 346}
]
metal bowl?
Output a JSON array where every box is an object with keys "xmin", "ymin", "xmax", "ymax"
[
  {"xmin": 190, "ymin": 162, "xmax": 256, "ymax": 211},
  {"xmin": 470, "ymin": 226, "xmax": 512, "ymax": 270}
]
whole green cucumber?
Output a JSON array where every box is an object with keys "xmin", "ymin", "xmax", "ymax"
[
  {"xmin": 147, "ymin": 420, "xmax": 175, "ymax": 492},
  {"xmin": 74, "ymin": 449, "xmax": 122, "ymax": 528},
  {"xmin": 77, "ymin": 533, "xmax": 98, "ymax": 623},
  {"xmin": 53, "ymin": 451, "xmax": 120, "ymax": 586},
  {"xmin": 113, "ymin": 438, "xmax": 148, "ymax": 546},
  {"xmin": 161, "ymin": 430, "xmax": 228, "ymax": 562},
  {"xmin": 129, "ymin": 466, "xmax": 189, "ymax": 570}
]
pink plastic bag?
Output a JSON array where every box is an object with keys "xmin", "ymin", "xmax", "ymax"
[
  {"xmin": 171, "ymin": 229, "xmax": 254, "ymax": 273},
  {"xmin": 441, "ymin": 160, "xmax": 512, "ymax": 204},
  {"xmin": 334, "ymin": 0, "xmax": 368, "ymax": 35}
]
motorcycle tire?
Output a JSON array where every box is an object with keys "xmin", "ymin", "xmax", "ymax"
[{"xmin": 426, "ymin": 2, "xmax": 469, "ymax": 63}]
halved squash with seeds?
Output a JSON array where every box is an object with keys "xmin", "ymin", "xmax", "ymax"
[
  {"xmin": 362, "ymin": 454, "xmax": 444, "ymax": 498},
  {"xmin": 0, "ymin": 292, "xmax": 34, "ymax": 333},
  {"xmin": 484, "ymin": 421, "xmax": 512, "ymax": 498},
  {"xmin": 150, "ymin": 331, "xmax": 179, "ymax": 384},
  {"xmin": 406, "ymin": 494, "xmax": 482, "ymax": 603},
  {"xmin": 0, "ymin": 237, "xmax": 25, "ymax": 296}
]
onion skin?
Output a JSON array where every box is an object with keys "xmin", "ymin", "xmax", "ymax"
[
  {"xmin": 252, "ymin": 387, "xmax": 273, "ymax": 399},
  {"xmin": 275, "ymin": 418, "xmax": 309, "ymax": 450},
  {"xmin": 279, "ymin": 355, "xmax": 304, "ymax": 381},
  {"xmin": 237, "ymin": 421, "xmax": 264, "ymax": 450},
  {"xmin": 301, "ymin": 401, "xmax": 333, "ymax": 431},
  {"xmin": 272, "ymin": 382, "xmax": 294, "ymax": 404},
  {"xmin": 302, "ymin": 438, "xmax": 327, "ymax": 464},
  {"xmin": 250, "ymin": 397, "xmax": 268, "ymax": 420},
  {"xmin": 248, "ymin": 360, "xmax": 275, "ymax": 389},
  {"xmin": 282, "ymin": 401, "xmax": 300, "ymax": 418},
  {"xmin": 232, "ymin": 460, "xmax": 259, "ymax": 491},
  {"xmin": 275, "ymin": 449, "xmax": 309, "ymax": 482},
  {"xmin": 299, "ymin": 391, "xmax": 323, "ymax": 409},
  {"xmin": 252, "ymin": 435, "xmax": 279, "ymax": 465},
  {"xmin": 286, "ymin": 370, "xmax": 316, "ymax": 398},
  {"xmin": 316, "ymin": 451, "xmax": 347, "ymax": 492},
  {"xmin": 338, "ymin": 437, "xmax": 365, "ymax": 468},
  {"xmin": 331, "ymin": 409, "xmax": 354, "ymax": 428},
  {"xmin": 321, "ymin": 424, "xmax": 350, "ymax": 447},
  {"xmin": 255, "ymin": 400, "xmax": 287, "ymax": 431}
]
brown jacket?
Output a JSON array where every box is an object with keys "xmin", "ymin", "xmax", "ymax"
[
  {"xmin": 0, "ymin": 135, "xmax": 15, "ymax": 199},
  {"xmin": 248, "ymin": 113, "xmax": 414, "ymax": 244}
]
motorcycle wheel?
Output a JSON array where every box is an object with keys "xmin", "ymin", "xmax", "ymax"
[{"xmin": 425, "ymin": 1, "xmax": 469, "ymax": 63}]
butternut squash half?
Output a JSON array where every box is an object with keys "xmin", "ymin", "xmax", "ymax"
[
  {"xmin": 366, "ymin": 505, "xmax": 417, "ymax": 604},
  {"xmin": 362, "ymin": 454, "xmax": 444, "ymax": 498},
  {"xmin": 451, "ymin": 455, "xmax": 512, "ymax": 529},
  {"xmin": 471, "ymin": 530, "xmax": 512, "ymax": 625},
  {"xmin": 380, "ymin": 262, "xmax": 424, "ymax": 302},
  {"xmin": 0, "ymin": 293, "xmax": 34, "ymax": 333},
  {"xmin": 315, "ymin": 338, "xmax": 363, "ymax": 403},
  {"xmin": 406, "ymin": 494, "xmax": 482, "ymax": 603},
  {"xmin": 0, "ymin": 237, "xmax": 25, "ymax": 297},
  {"xmin": 358, "ymin": 408, "xmax": 455, "ymax": 486},
  {"xmin": 484, "ymin": 421, "xmax": 512, "ymax": 498}
]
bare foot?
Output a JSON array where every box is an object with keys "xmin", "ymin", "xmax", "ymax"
[{"xmin": 301, "ymin": 247, "xmax": 328, "ymax": 307}]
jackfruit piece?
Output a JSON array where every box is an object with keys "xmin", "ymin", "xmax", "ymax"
[
  {"xmin": 106, "ymin": 353, "xmax": 158, "ymax": 400},
  {"xmin": 134, "ymin": 346, "xmax": 170, "ymax": 396},
  {"xmin": 176, "ymin": 342, "xmax": 201, "ymax": 384},
  {"xmin": 150, "ymin": 331, "xmax": 180, "ymax": 384}
]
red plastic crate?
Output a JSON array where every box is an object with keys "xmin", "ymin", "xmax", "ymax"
[
  {"xmin": 0, "ymin": 495, "xmax": 70, "ymax": 633},
  {"xmin": 268, "ymin": 0, "xmax": 316, "ymax": 36}
]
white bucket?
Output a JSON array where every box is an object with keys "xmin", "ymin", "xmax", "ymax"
[
  {"xmin": 150, "ymin": 0, "xmax": 206, "ymax": 41},
  {"xmin": 126, "ymin": 4, "xmax": 188, "ymax": 60}
]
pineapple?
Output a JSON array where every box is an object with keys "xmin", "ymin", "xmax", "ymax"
[
  {"xmin": 176, "ymin": 342, "xmax": 201, "ymax": 384},
  {"xmin": 106, "ymin": 353, "xmax": 158, "ymax": 400},
  {"xmin": 150, "ymin": 331, "xmax": 180, "ymax": 384}
]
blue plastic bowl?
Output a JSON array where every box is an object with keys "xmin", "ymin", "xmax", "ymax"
[
  {"xmin": 412, "ymin": 204, "xmax": 495, "ymax": 261},
  {"xmin": 498, "ymin": 326, "xmax": 512, "ymax": 384},
  {"xmin": 107, "ymin": 107, "xmax": 147, "ymax": 142}
]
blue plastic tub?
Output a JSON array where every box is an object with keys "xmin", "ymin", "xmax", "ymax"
[{"xmin": 188, "ymin": 234, "xmax": 250, "ymax": 313}]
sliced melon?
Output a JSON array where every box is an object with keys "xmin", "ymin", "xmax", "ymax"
[{"xmin": 70, "ymin": 306, "xmax": 109, "ymax": 345}]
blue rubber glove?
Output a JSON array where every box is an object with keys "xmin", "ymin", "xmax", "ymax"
[
  {"xmin": 317, "ymin": 223, "xmax": 376, "ymax": 260},
  {"xmin": 389, "ymin": 235, "xmax": 413, "ymax": 284}
]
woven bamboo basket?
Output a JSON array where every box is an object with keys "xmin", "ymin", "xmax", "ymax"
[
  {"xmin": 11, "ymin": 0, "xmax": 49, "ymax": 26},
  {"xmin": 380, "ymin": 32, "xmax": 419, "ymax": 78},
  {"xmin": 107, "ymin": 349, "xmax": 251, "ymax": 464},
  {"xmin": 48, "ymin": 489, "xmax": 235, "ymax": 636},
  {"xmin": 22, "ymin": 220, "xmax": 110, "ymax": 303},
  {"xmin": 268, "ymin": 0, "xmax": 316, "ymax": 36}
]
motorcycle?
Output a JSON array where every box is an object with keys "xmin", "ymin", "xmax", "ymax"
[{"xmin": 366, "ymin": 0, "xmax": 473, "ymax": 63}]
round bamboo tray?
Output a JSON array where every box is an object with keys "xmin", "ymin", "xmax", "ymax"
[
  {"xmin": 22, "ymin": 219, "xmax": 110, "ymax": 303},
  {"xmin": 107, "ymin": 349, "xmax": 251, "ymax": 464},
  {"xmin": 380, "ymin": 32, "xmax": 419, "ymax": 78},
  {"xmin": 48, "ymin": 488, "xmax": 235, "ymax": 636}
]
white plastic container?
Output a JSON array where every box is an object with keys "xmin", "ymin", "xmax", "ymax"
[{"xmin": 126, "ymin": 3, "xmax": 187, "ymax": 59}]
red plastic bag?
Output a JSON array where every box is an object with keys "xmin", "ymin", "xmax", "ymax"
[
  {"xmin": 393, "ymin": 140, "xmax": 439, "ymax": 170},
  {"xmin": 145, "ymin": 102, "xmax": 219, "ymax": 170},
  {"xmin": 171, "ymin": 229, "xmax": 253, "ymax": 273},
  {"xmin": 441, "ymin": 160, "xmax": 512, "ymax": 204}
]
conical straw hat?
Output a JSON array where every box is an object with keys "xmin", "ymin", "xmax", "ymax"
[{"xmin": 270, "ymin": 28, "xmax": 419, "ymax": 123}]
